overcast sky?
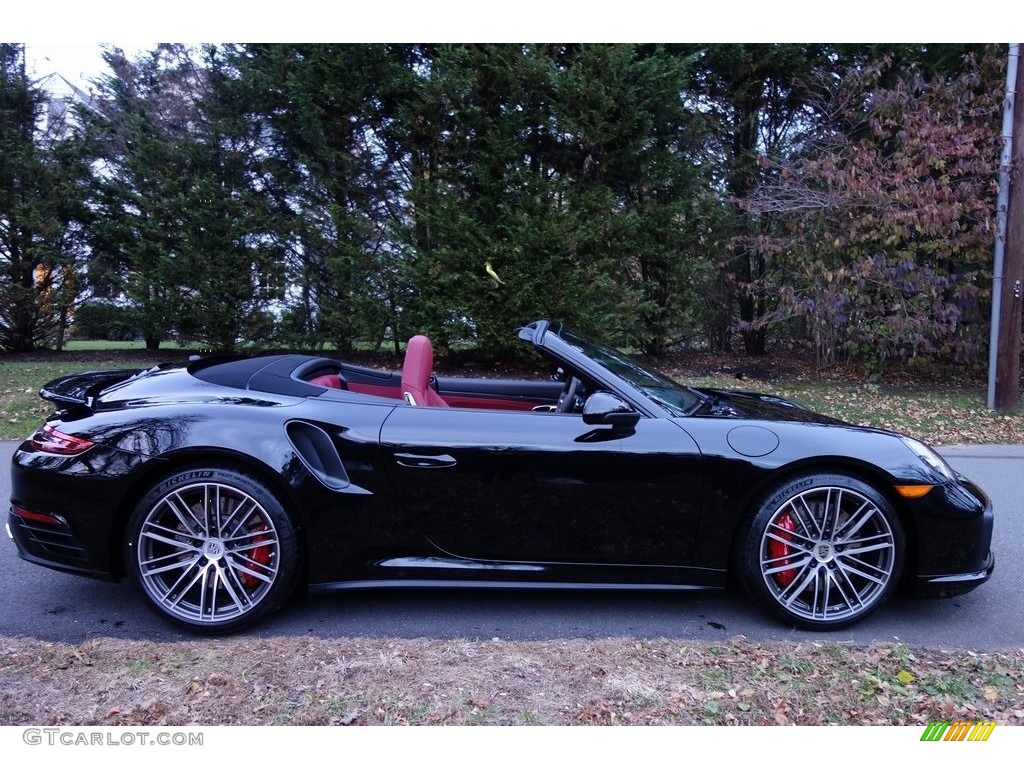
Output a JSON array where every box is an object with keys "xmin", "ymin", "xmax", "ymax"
[
  {"xmin": 24, "ymin": 43, "xmax": 155, "ymax": 94},
  {"xmin": 24, "ymin": 43, "xmax": 105, "ymax": 82},
  {"xmin": 10, "ymin": 0, "xmax": 1005, "ymax": 102},
  {"xmin": 9, "ymin": 0, "xmax": 998, "ymax": 53}
]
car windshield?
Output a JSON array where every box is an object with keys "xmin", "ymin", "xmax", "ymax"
[{"xmin": 550, "ymin": 325, "xmax": 704, "ymax": 416}]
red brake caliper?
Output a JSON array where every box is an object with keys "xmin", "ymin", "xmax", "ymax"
[
  {"xmin": 241, "ymin": 526, "xmax": 271, "ymax": 589},
  {"xmin": 768, "ymin": 512, "xmax": 797, "ymax": 587}
]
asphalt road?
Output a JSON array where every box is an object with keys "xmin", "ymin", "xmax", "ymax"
[{"xmin": 1, "ymin": 440, "xmax": 1019, "ymax": 648}]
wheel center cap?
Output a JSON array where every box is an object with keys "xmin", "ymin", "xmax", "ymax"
[
  {"xmin": 814, "ymin": 541, "xmax": 835, "ymax": 563},
  {"xmin": 203, "ymin": 539, "xmax": 225, "ymax": 560}
]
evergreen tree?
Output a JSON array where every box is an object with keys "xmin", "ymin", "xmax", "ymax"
[
  {"xmin": 226, "ymin": 43, "xmax": 416, "ymax": 352},
  {"xmin": 401, "ymin": 44, "xmax": 708, "ymax": 356},
  {"xmin": 0, "ymin": 43, "xmax": 89, "ymax": 351},
  {"xmin": 85, "ymin": 45, "xmax": 285, "ymax": 350}
]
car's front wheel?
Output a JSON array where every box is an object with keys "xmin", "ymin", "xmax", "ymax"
[
  {"xmin": 737, "ymin": 473, "xmax": 905, "ymax": 630},
  {"xmin": 125, "ymin": 467, "xmax": 300, "ymax": 633}
]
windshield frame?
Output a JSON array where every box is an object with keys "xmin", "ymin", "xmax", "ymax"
[{"xmin": 537, "ymin": 323, "xmax": 705, "ymax": 417}]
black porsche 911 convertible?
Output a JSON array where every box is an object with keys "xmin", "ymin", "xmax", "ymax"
[{"xmin": 8, "ymin": 320, "xmax": 994, "ymax": 634}]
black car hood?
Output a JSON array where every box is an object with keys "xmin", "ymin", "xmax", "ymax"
[{"xmin": 693, "ymin": 388, "xmax": 847, "ymax": 425}]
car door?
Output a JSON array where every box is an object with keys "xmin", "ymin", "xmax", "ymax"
[{"xmin": 379, "ymin": 403, "xmax": 704, "ymax": 569}]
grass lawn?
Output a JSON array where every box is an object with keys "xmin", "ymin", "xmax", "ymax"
[
  {"xmin": 0, "ymin": 359, "xmax": 144, "ymax": 439},
  {"xmin": 61, "ymin": 340, "xmax": 170, "ymax": 352},
  {"xmin": 680, "ymin": 373, "xmax": 1024, "ymax": 446}
]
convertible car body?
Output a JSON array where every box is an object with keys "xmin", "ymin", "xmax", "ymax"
[{"xmin": 8, "ymin": 321, "xmax": 994, "ymax": 633}]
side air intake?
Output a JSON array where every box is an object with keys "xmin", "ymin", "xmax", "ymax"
[{"xmin": 285, "ymin": 421, "xmax": 351, "ymax": 491}]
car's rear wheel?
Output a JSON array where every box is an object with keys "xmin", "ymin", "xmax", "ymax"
[
  {"xmin": 125, "ymin": 467, "xmax": 300, "ymax": 633},
  {"xmin": 737, "ymin": 473, "xmax": 904, "ymax": 630}
]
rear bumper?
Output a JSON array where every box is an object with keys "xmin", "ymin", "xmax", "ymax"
[
  {"xmin": 8, "ymin": 437, "xmax": 147, "ymax": 580},
  {"xmin": 7, "ymin": 513, "xmax": 117, "ymax": 580}
]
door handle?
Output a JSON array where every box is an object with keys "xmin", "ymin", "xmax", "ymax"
[{"xmin": 394, "ymin": 452, "xmax": 457, "ymax": 469}]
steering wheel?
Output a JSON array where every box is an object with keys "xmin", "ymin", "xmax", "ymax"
[{"xmin": 556, "ymin": 375, "xmax": 582, "ymax": 414}]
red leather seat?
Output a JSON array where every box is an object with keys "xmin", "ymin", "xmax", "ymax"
[
  {"xmin": 308, "ymin": 373, "xmax": 346, "ymax": 390},
  {"xmin": 401, "ymin": 335, "xmax": 449, "ymax": 407}
]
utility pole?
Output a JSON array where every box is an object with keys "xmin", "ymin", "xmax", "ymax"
[{"xmin": 993, "ymin": 46, "xmax": 1024, "ymax": 411}]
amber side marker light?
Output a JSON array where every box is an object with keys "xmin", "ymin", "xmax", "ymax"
[{"xmin": 894, "ymin": 484, "xmax": 935, "ymax": 499}]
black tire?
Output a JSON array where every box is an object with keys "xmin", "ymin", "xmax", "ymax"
[
  {"xmin": 736, "ymin": 472, "xmax": 905, "ymax": 630},
  {"xmin": 125, "ymin": 467, "xmax": 301, "ymax": 634}
]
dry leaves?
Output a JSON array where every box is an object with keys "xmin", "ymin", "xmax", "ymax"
[{"xmin": 1, "ymin": 636, "xmax": 1022, "ymax": 726}]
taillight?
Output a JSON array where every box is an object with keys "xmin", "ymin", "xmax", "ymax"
[{"xmin": 30, "ymin": 424, "xmax": 95, "ymax": 455}]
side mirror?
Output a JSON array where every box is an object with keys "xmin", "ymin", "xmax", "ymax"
[{"xmin": 582, "ymin": 391, "xmax": 640, "ymax": 431}]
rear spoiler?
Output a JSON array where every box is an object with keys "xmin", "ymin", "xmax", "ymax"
[{"xmin": 39, "ymin": 369, "xmax": 144, "ymax": 410}]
